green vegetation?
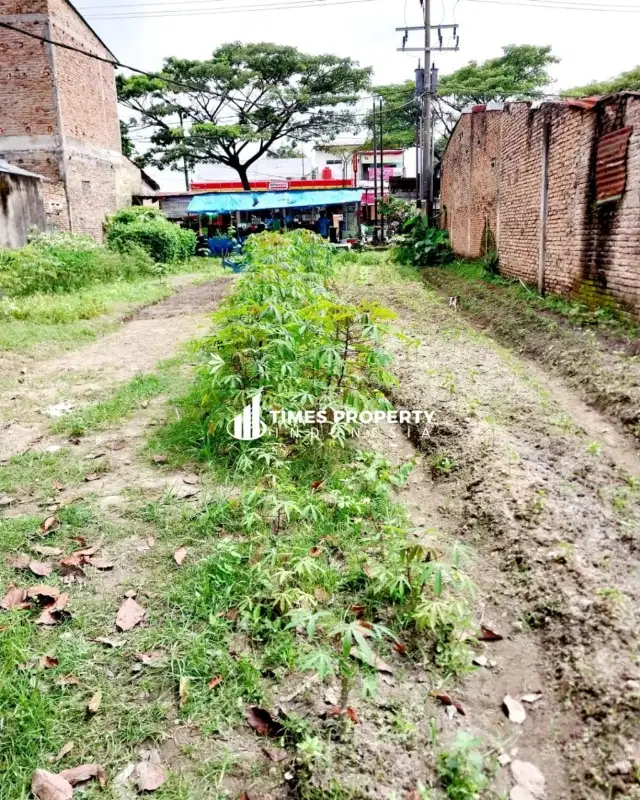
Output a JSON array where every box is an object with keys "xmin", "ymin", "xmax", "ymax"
[
  {"xmin": 438, "ymin": 733, "xmax": 491, "ymax": 799},
  {"xmin": 562, "ymin": 65, "xmax": 640, "ymax": 97},
  {"xmin": 105, "ymin": 207, "xmax": 196, "ymax": 265},
  {"xmin": 392, "ymin": 216, "xmax": 454, "ymax": 268}
]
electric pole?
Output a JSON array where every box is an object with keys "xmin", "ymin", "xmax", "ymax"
[{"xmin": 397, "ymin": 16, "xmax": 460, "ymax": 222}]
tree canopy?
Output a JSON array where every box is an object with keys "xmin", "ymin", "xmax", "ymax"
[
  {"xmin": 561, "ymin": 66, "xmax": 640, "ymax": 98},
  {"xmin": 266, "ymin": 143, "xmax": 305, "ymax": 159},
  {"xmin": 367, "ymin": 44, "xmax": 558, "ymax": 146},
  {"xmin": 117, "ymin": 42, "xmax": 371, "ymax": 189}
]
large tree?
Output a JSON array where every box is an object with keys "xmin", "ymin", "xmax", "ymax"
[
  {"xmin": 367, "ymin": 44, "xmax": 558, "ymax": 145},
  {"xmin": 117, "ymin": 42, "xmax": 371, "ymax": 189},
  {"xmin": 561, "ymin": 66, "xmax": 640, "ymax": 98}
]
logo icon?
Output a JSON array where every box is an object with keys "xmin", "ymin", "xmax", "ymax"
[{"xmin": 230, "ymin": 393, "xmax": 267, "ymax": 441}]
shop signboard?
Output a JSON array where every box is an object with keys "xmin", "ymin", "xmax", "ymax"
[{"xmin": 268, "ymin": 180, "xmax": 289, "ymax": 191}]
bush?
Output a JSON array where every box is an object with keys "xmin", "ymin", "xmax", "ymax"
[
  {"xmin": 105, "ymin": 207, "xmax": 196, "ymax": 264},
  {"xmin": 0, "ymin": 231, "xmax": 158, "ymax": 297},
  {"xmin": 391, "ymin": 214, "xmax": 455, "ymax": 268}
]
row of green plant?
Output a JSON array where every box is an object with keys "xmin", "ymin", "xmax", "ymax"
[
  {"xmin": 157, "ymin": 232, "xmax": 473, "ymax": 736},
  {"xmin": 0, "ymin": 208, "xmax": 196, "ymax": 297},
  {"xmin": 379, "ymin": 201, "xmax": 455, "ymax": 269}
]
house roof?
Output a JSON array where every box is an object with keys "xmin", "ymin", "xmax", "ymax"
[
  {"xmin": 188, "ymin": 188, "xmax": 363, "ymax": 214},
  {"xmin": 63, "ymin": 0, "xmax": 117, "ymax": 62},
  {"xmin": 0, "ymin": 160, "xmax": 46, "ymax": 180}
]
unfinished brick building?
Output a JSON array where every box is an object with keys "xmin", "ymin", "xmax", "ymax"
[
  {"xmin": 0, "ymin": 0, "xmax": 154, "ymax": 239},
  {"xmin": 441, "ymin": 93, "xmax": 640, "ymax": 315}
]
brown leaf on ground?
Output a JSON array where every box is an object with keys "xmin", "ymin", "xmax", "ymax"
[
  {"xmin": 327, "ymin": 706, "xmax": 360, "ymax": 724},
  {"xmin": 349, "ymin": 646, "xmax": 394, "ymax": 674},
  {"xmin": 178, "ymin": 677, "xmax": 189, "ymax": 709},
  {"xmin": 115, "ymin": 597, "xmax": 146, "ymax": 631},
  {"xmin": 70, "ymin": 536, "xmax": 86, "ymax": 546},
  {"xmin": 1, "ymin": 586, "xmax": 30, "ymax": 610},
  {"xmin": 310, "ymin": 480, "xmax": 324, "ymax": 492},
  {"xmin": 59, "ymin": 763, "xmax": 106, "ymax": 787},
  {"xmin": 87, "ymin": 690, "xmax": 102, "ymax": 714},
  {"xmin": 430, "ymin": 691, "xmax": 466, "ymax": 716},
  {"xmin": 479, "ymin": 625, "xmax": 503, "ymax": 641},
  {"xmin": 40, "ymin": 516, "xmax": 59, "ymax": 536},
  {"xmin": 59, "ymin": 554, "xmax": 82, "ymax": 568},
  {"xmin": 31, "ymin": 769, "xmax": 73, "ymax": 800},
  {"xmin": 71, "ymin": 544, "xmax": 102, "ymax": 557},
  {"xmin": 84, "ymin": 473, "xmax": 100, "ymax": 482},
  {"xmin": 32, "ymin": 545, "xmax": 63, "ymax": 557},
  {"xmin": 182, "ymin": 474, "xmax": 199, "ymax": 485},
  {"xmin": 262, "ymin": 746, "xmax": 288, "ymax": 762},
  {"xmin": 392, "ymin": 641, "xmax": 407, "ymax": 654},
  {"xmin": 59, "ymin": 565, "xmax": 86, "ymax": 585},
  {"xmin": 96, "ymin": 636, "xmax": 126, "ymax": 648},
  {"xmin": 54, "ymin": 742, "xmax": 74, "ymax": 762},
  {"xmin": 135, "ymin": 761, "xmax": 167, "ymax": 792},
  {"xmin": 173, "ymin": 546, "xmax": 187, "ymax": 566},
  {"xmin": 309, "ymin": 546, "xmax": 322, "ymax": 557},
  {"xmin": 152, "ymin": 454, "xmax": 168, "ymax": 464},
  {"xmin": 52, "ymin": 481, "xmax": 65, "ymax": 491},
  {"xmin": 314, "ymin": 587, "xmax": 329, "ymax": 603},
  {"xmin": 245, "ymin": 706, "xmax": 285, "ymax": 738},
  {"xmin": 136, "ymin": 651, "xmax": 166, "ymax": 666},
  {"xmin": 27, "ymin": 585, "xmax": 61, "ymax": 603},
  {"xmin": 36, "ymin": 605, "xmax": 71, "ymax": 626},
  {"xmin": 223, "ymin": 608, "xmax": 238, "ymax": 621},
  {"xmin": 349, "ymin": 604, "xmax": 366, "ymax": 617},
  {"xmin": 55, "ymin": 675, "xmax": 80, "ymax": 686},
  {"xmin": 86, "ymin": 557, "xmax": 114, "ymax": 570},
  {"xmin": 29, "ymin": 561, "xmax": 53, "ymax": 578},
  {"xmin": 41, "ymin": 655, "xmax": 60, "ymax": 670},
  {"xmin": 7, "ymin": 554, "xmax": 31, "ymax": 569},
  {"xmin": 208, "ymin": 675, "xmax": 223, "ymax": 689}
]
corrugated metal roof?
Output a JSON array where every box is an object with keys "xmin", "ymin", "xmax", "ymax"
[
  {"xmin": 595, "ymin": 126, "xmax": 633, "ymax": 204},
  {"xmin": 0, "ymin": 160, "xmax": 45, "ymax": 180},
  {"xmin": 188, "ymin": 189, "xmax": 363, "ymax": 214}
]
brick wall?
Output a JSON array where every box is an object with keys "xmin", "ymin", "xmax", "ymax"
[
  {"xmin": 0, "ymin": 0, "xmax": 147, "ymax": 241},
  {"xmin": 441, "ymin": 95, "xmax": 640, "ymax": 315}
]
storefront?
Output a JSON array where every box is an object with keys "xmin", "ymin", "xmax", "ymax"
[{"xmin": 186, "ymin": 188, "xmax": 363, "ymax": 251}]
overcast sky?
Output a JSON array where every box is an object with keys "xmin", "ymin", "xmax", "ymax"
[{"xmin": 78, "ymin": 0, "xmax": 638, "ymax": 91}]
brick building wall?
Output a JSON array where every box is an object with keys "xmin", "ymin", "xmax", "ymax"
[
  {"xmin": 0, "ymin": 0, "xmax": 147, "ymax": 240},
  {"xmin": 441, "ymin": 94, "xmax": 640, "ymax": 315}
]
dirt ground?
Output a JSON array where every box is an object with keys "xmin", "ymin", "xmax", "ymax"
[
  {"xmin": 1, "ymin": 263, "xmax": 639, "ymax": 799},
  {"xmin": 343, "ymin": 261, "xmax": 640, "ymax": 799},
  {"xmin": 0, "ymin": 277, "xmax": 233, "ymax": 462}
]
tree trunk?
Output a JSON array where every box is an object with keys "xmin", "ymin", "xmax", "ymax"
[{"xmin": 235, "ymin": 164, "xmax": 251, "ymax": 191}]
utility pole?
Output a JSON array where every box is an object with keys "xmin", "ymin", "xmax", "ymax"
[
  {"xmin": 371, "ymin": 98, "xmax": 379, "ymax": 242},
  {"xmin": 178, "ymin": 110, "xmax": 190, "ymax": 191},
  {"xmin": 421, "ymin": 0, "xmax": 432, "ymax": 220},
  {"xmin": 397, "ymin": 20, "xmax": 459, "ymax": 222},
  {"xmin": 379, "ymin": 99, "xmax": 385, "ymax": 242}
]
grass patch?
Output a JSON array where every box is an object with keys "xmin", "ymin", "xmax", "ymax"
[{"xmin": 0, "ymin": 449, "xmax": 85, "ymax": 502}]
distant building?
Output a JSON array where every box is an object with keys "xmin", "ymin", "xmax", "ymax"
[
  {"xmin": 0, "ymin": 0, "xmax": 156, "ymax": 241},
  {"xmin": 0, "ymin": 161, "xmax": 46, "ymax": 248}
]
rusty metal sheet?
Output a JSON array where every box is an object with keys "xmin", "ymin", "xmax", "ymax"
[{"xmin": 595, "ymin": 126, "xmax": 633, "ymax": 204}]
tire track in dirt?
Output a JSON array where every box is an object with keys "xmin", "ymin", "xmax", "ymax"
[
  {"xmin": 345, "ymin": 267, "xmax": 640, "ymax": 799},
  {"xmin": 0, "ymin": 277, "xmax": 233, "ymax": 462}
]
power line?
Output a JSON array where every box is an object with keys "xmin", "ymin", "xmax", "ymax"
[{"xmin": 85, "ymin": 0, "xmax": 380, "ymax": 19}]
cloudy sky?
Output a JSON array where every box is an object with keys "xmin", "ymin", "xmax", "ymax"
[{"xmin": 77, "ymin": 0, "xmax": 638, "ymax": 91}]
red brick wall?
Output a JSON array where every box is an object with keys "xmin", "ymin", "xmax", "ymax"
[
  {"xmin": 0, "ymin": 0, "xmax": 132, "ymax": 240},
  {"xmin": 441, "ymin": 96, "xmax": 640, "ymax": 315}
]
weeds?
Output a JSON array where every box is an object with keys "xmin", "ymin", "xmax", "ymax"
[{"xmin": 438, "ymin": 732, "xmax": 490, "ymax": 799}]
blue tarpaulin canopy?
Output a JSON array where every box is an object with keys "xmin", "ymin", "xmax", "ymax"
[{"xmin": 187, "ymin": 189, "xmax": 362, "ymax": 215}]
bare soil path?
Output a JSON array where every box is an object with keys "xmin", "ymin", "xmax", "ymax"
[
  {"xmin": 0, "ymin": 277, "xmax": 233, "ymax": 462},
  {"xmin": 343, "ymin": 261, "xmax": 640, "ymax": 799}
]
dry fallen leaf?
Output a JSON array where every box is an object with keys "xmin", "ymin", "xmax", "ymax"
[
  {"xmin": 71, "ymin": 543, "xmax": 102, "ymax": 557},
  {"xmin": 262, "ymin": 746, "xmax": 288, "ymax": 762},
  {"xmin": 173, "ymin": 546, "xmax": 187, "ymax": 566},
  {"xmin": 29, "ymin": 561, "xmax": 54, "ymax": 578},
  {"xmin": 59, "ymin": 763, "xmax": 106, "ymax": 788},
  {"xmin": 52, "ymin": 481, "xmax": 65, "ymax": 491},
  {"xmin": 314, "ymin": 587, "xmax": 329, "ymax": 603},
  {"xmin": 478, "ymin": 625, "xmax": 503, "ymax": 641},
  {"xmin": 55, "ymin": 675, "xmax": 80, "ymax": 687},
  {"xmin": 31, "ymin": 769, "xmax": 73, "ymax": 800},
  {"xmin": 54, "ymin": 742, "xmax": 75, "ymax": 763},
  {"xmin": 28, "ymin": 585, "xmax": 61, "ymax": 603},
  {"xmin": 208, "ymin": 675, "xmax": 223, "ymax": 689},
  {"xmin": 86, "ymin": 557, "xmax": 114, "ymax": 570},
  {"xmin": 40, "ymin": 516, "xmax": 59, "ymax": 536},
  {"xmin": 87, "ymin": 690, "xmax": 102, "ymax": 714},
  {"xmin": 115, "ymin": 597, "xmax": 146, "ymax": 631},
  {"xmin": 136, "ymin": 651, "xmax": 166, "ymax": 666},
  {"xmin": 32, "ymin": 545, "xmax": 63, "ymax": 557},
  {"xmin": 520, "ymin": 693, "xmax": 543, "ymax": 704},
  {"xmin": 392, "ymin": 641, "xmax": 407, "ymax": 655},
  {"xmin": 182, "ymin": 474, "xmax": 199, "ymax": 485},
  {"xmin": 503, "ymin": 694, "xmax": 527, "ymax": 724},
  {"xmin": 349, "ymin": 646, "xmax": 394, "ymax": 674},
  {"xmin": 430, "ymin": 691, "xmax": 466, "ymax": 716},
  {"xmin": 245, "ymin": 706, "xmax": 285, "ymax": 738},
  {"xmin": 1, "ymin": 586, "xmax": 30, "ymax": 610},
  {"xmin": 327, "ymin": 706, "xmax": 360, "ymax": 724},
  {"xmin": 84, "ymin": 473, "xmax": 100, "ymax": 482},
  {"xmin": 7, "ymin": 553, "xmax": 31, "ymax": 569},
  {"xmin": 41, "ymin": 655, "xmax": 59, "ymax": 670},
  {"xmin": 178, "ymin": 677, "xmax": 190, "ymax": 709},
  {"xmin": 152, "ymin": 454, "xmax": 168, "ymax": 464},
  {"xmin": 135, "ymin": 761, "xmax": 168, "ymax": 792},
  {"xmin": 96, "ymin": 636, "xmax": 126, "ymax": 648}
]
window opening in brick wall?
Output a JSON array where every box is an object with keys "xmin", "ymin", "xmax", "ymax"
[
  {"xmin": 595, "ymin": 126, "xmax": 632, "ymax": 205},
  {"xmin": 82, "ymin": 180, "xmax": 91, "ymax": 193}
]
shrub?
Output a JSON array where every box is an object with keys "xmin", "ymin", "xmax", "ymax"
[
  {"xmin": 105, "ymin": 207, "xmax": 196, "ymax": 264},
  {"xmin": 391, "ymin": 214, "xmax": 455, "ymax": 268},
  {"xmin": 0, "ymin": 231, "xmax": 157, "ymax": 297}
]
